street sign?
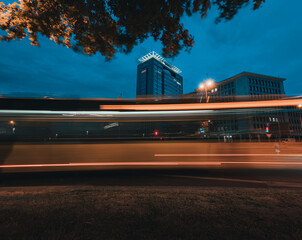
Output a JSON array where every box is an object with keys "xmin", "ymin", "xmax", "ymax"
[{"xmin": 266, "ymin": 133, "xmax": 272, "ymax": 138}]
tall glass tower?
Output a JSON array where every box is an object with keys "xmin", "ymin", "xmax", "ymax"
[{"xmin": 136, "ymin": 51, "xmax": 183, "ymax": 97}]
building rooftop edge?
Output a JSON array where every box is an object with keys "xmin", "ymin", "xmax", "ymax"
[
  {"xmin": 138, "ymin": 51, "xmax": 182, "ymax": 74},
  {"xmin": 189, "ymin": 71, "xmax": 286, "ymax": 94},
  {"xmin": 220, "ymin": 71, "xmax": 286, "ymax": 83}
]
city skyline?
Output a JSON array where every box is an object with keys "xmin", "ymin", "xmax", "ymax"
[{"xmin": 0, "ymin": 0, "xmax": 301, "ymax": 98}]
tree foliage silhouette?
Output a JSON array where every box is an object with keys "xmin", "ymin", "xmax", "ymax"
[{"xmin": 0, "ymin": 0, "xmax": 265, "ymax": 60}]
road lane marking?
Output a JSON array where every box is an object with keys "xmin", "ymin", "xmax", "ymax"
[
  {"xmin": 163, "ymin": 175, "xmax": 267, "ymax": 184},
  {"xmin": 162, "ymin": 175, "xmax": 302, "ymax": 188}
]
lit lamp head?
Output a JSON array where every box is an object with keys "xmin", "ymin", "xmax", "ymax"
[
  {"xmin": 206, "ymin": 78, "xmax": 214, "ymax": 87},
  {"xmin": 9, "ymin": 120, "xmax": 14, "ymax": 125},
  {"xmin": 298, "ymin": 104, "xmax": 302, "ymax": 108},
  {"xmin": 198, "ymin": 83, "xmax": 205, "ymax": 90}
]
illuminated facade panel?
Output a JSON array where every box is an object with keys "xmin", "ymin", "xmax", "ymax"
[{"xmin": 138, "ymin": 51, "xmax": 182, "ymax": 74}]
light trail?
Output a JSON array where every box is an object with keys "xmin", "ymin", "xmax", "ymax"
[
  {"xmin": 100, "ymin": 98, "xmax": 302, "ymax": 111},
  {"xmin": 0, "ymin": 108, "xmax": 273, "ymax": 122},
  {"xmin": 154, "ymin": 153, "xmax": 302, "ymax": 157},
  {"xmin": 0, "ymin": 162, "xmax": 220, "ymax": 168},
  {"xmin": 2, "ymin": 161, "xmax": 302, "ymax": 169},
  {"xmin": 0, "ymin": 109, "xmax": 214, "ymax": 116}
]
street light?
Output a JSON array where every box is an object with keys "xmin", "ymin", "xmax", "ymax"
[
  {"xmin": 9, "ymin": 120, "xmax": 15, "ymax": 134},
  {"xmin": 206, "ymin": 79, "xmax": 214, "ymax": 87},
  {"xmin": 298, "ymin": 105, "xmax": 302, "ymax": 137},
  {"xmin": 198, "ymin": 78, "xmax": 215, "ymax": 103},
  {"xmin": 198, "ymin": 78, "xmax": 215, "ymax": 140}
]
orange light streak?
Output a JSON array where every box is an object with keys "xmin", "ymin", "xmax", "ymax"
[
  {"xmin": 1, "ymin": 160, "xmax": 302, "ymax": 169},
  {"xmin": 154, "ymin": 153, "xmax": 302, "ymax": 157},
  {"xmin": 0, "ymin": 162, "xmax": 220, "ymax": 168},
  {"xmin": 100, "ymin": 99, "xmax": 302, "ymax": 111}
]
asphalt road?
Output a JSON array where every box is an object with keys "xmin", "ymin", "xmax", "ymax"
[
  {"xmin": 1, "ymin": 141, "xmax": 302, "ymax": 173},
  {"xmin": 2, "ymin": 141, "xmax": 302, "ymax": 240}
]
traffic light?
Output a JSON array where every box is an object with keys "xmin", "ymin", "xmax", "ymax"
[
  {"xmin": 199, "ymin": 128, "xmax": 205, "ymax": 133},
  {"xmin": 154, "ymin": 130, "xmax": 159, "ymax": 136},
  {"xmin": 265, "ymin": 126, "xmax": 269, "ymax": 133}
]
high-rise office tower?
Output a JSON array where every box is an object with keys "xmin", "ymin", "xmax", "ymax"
[{"xmin": 136, "ymin": 51, "xmax": 183, "ymax": 97}]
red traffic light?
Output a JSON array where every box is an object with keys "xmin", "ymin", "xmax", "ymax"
[
  {"xmin": 265, "ymin": 126, "xmax": 269, "ymax": 133},
  {"xmin": 154, "ymin": 130, "xmax": 159, "ymax": 136}
]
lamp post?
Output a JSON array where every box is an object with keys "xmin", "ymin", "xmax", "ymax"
[
  {"xmin": 198, "ymin": 78, "xmax": 214, "ymax": 103},
  {"xmin": 298, "ymin": 104, "xmax": 302, "ymax": 140},
  {"xmin": 9, "ymin": 120, "xmax": 15, "ymax": 134},
  {"xmin": 198, "ymin": 78, "xmax": 215, "ymax": 139}
]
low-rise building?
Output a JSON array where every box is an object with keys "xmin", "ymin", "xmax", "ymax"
[{"xmin": 187, "ymin": 72, "xmax": 301, "ymax": 140}]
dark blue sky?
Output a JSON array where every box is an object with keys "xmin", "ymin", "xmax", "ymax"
[{"xmin": 0, "ymin": 0, "xmax": 301, "ymax": 98}]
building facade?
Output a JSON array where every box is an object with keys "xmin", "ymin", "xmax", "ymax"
[
  {"xmin": 187, "ymin": 72, "xmax": 302, "ymax": 140},
  {"xmin": 136, "ymin": 51, "xmax": 183, "ymax": 97},
  {"xmin": 207, "ymin": 72, "xmax": 286, "ymax": 101}
]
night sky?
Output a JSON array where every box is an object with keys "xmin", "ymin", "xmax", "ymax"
[{"xmin": 0, "ymin": 0, "xmax": 301, "ymax": 99}]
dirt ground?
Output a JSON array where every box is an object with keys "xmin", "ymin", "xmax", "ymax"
[{"xmin": 1, "ymin": 185, "xmax": 302, "ymax": 240}]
